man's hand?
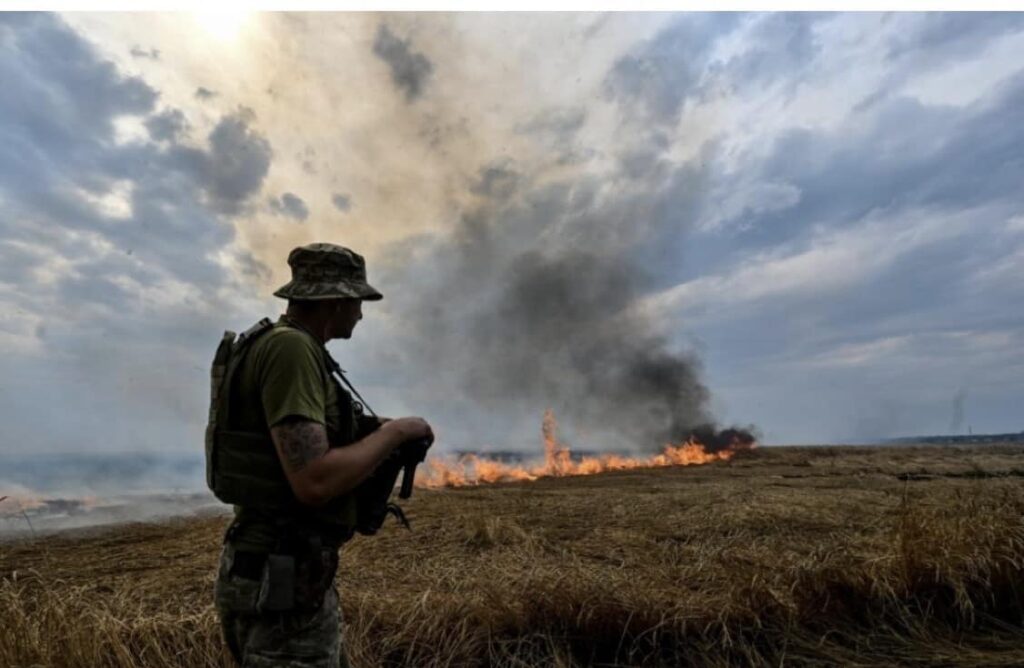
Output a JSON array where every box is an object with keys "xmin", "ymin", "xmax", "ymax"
[{"xmin": 383, "ymin": 417, "xmax": 433, "ymax": 444}]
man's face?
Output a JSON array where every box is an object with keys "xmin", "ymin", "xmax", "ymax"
[{"xmin": 326, "ymin": 298, "xmax": 363, "ymax": 340}]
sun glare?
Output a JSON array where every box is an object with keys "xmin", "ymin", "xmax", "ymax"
[{"xmin": 193, "ymin": 11, "xmax": 252, "ymax": 43}]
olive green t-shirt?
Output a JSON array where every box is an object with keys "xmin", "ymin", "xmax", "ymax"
[
  {"xmin": 234, "ymin": 315, "xmax": 353, "ymax": 443},
  {"xmin": 229, "ymin": 314, "xmax": 358, "ymax": 550}
]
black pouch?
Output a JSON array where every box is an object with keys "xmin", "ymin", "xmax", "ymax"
[
  {"xmin": 257, "ymin": 553, "xmax": 296, "ymax": 612},
  {"xmin": 295, "ymin": 548, "xmax": 339, "ymax": 612}
]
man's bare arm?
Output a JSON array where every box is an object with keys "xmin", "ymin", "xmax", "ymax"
[
  {"xmin": 270, "ymin": 417, "xmax": 432, "ymax": 507},
  {"xmin": 273, "ymin": 419, "xmax": 329, "ymax": 473}
]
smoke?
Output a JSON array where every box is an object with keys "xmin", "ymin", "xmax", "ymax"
[
  {"xmin": 385, "ymin": 155, "xmax": 748, "ymax": 451},
  {"xmin": 0, "ymin": 453, "xmax": 224, "ymax": 537},
  {"xmin": 372, "ymin": 24, "xmax": 434, "ymax": 102}
]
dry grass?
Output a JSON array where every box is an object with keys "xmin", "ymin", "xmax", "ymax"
[{"xmin": 3, "ymin": 445, "xmax": 1024, "ymax": 667}]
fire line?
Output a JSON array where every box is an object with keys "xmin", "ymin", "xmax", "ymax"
[{"xmin": 417, "ymin": 410, "xmax": 756, "ymax": 489}]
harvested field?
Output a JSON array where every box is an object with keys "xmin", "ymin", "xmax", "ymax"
[{"xmin": 3, "ymin": 445, "xmax": 1024, "ymax": 667}]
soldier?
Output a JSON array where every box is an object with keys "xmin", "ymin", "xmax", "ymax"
[{"xmin": 207, "ymin": 243, "xmax": 433, "ymax": 667}]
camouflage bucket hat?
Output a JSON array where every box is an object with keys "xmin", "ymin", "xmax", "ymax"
[{"xmin": 273, "ymin": 243, "xmax": 383, "ymax": 301}]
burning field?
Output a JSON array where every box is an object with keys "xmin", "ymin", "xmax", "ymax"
[
  {"xmin": 419, "ymin": 410, "xmax": 757, "ymax": 487},
  {"xmin": 3, "ymin": 443, "xmax": 1024, "ymax": 667}
]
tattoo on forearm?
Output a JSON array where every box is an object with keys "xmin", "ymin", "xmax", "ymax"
[{"xmin": 272, "ymin": 420, "xmax": 329, "ymax": 473}]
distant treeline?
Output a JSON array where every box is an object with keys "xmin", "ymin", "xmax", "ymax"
[{"xmin": 886, "ymin": 431, "xmax": 1024, "ymax": 445}]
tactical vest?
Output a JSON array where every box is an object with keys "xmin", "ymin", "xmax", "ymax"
[
  {"xmin": 206, "ymin": 317, "xmax": 413, "ymax": 537},
  {"xmin": 206, "ymin": 318, "xmax": 298, "ymax": 508},
  {"xmin": 205, "ymin": 317, "xmax": 365, "ymax": 511}
]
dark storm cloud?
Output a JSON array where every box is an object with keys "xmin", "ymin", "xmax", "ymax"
[
  {"xmin": 332, "ymin": 193, "xmax": 352, "ymax": 212},
  {"xmin": 145, "ymin": 108, "xmax": 187, "ymax": 142},
  {"xmin": 372, "ymin": 24, "xmax": 434, "ymax": 102},
  {"xmin": 269, "ymin": 192, "xmax": 309, "ymax": 221}
]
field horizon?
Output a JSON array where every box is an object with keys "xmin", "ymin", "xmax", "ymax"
[{"xmin": 3, "ymin": 444, "xmax": 1024, "ymax": 667}]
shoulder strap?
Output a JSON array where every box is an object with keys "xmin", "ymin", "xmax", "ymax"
[
  {"xmin": 220, "ymin": 317, "xmax": 275, "ymax": 430},
  {"xmin": 323, "ymin": 350, "xmax": 377, "ymax": 418},
  {"xmin": 237, "ymin": 317, "xmax": 274, "ymax": 346},
  {"xmin": 270, "ymin": 315, "xmax": 378, "ymax": 419}
]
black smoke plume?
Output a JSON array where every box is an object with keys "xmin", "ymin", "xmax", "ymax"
[{"xmin": 383, "ymin": 158, "xmax": 756, "ymax": 452}]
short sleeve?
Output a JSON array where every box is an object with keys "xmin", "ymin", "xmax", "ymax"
[{"xmin": 257, "ymin": 331, "xmax": 327, "ymax": 428}]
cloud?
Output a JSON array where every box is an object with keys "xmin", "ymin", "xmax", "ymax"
[
  {"xmin": 3, "ymin": 10, "xmax": 1023, "ymax": 465},
  {"xmin": 144, "ymin": 108, "xmax": 187, "ymax": 142},
  {"xmin": 365, "ymin": 13, "xmax": 1024, "ymax": 447},
  {"xmin": 604, "ymin": 14, "xmax": 739, "ymax": 125},
  {"xmin": 129, "ymin": 45, "xmax": 160, "ymax": 60},
  {"xmin": 515, "ymin": 107, "xmax": 591, "ymax": 164},
  {"xmin": 269, "ymin": 192, "xmax": 309, "ymax": 221},
  {"xmin": 0, "ymin": 14, "xmax": 157, "ymax": 147},
  {"xmin": 202, "ymin": 109, "xmax": 273, "ymax": 214},
  {"xmin": 886, "ymin": 13, "xmax": 1024, "ymax": 63},
  {"xmin": 469, "ymin": 162, "xmax": 519, "ymax": 200},
  {"xmin": 0, "ymin": 13, "xmax": 278, "ymax": 455},
  {"xmin": 372, "ymin": 24, "xmax": 434, "ymax": 102},
  {"xmin": 713, "ymin": 13, "xmax": 826, "ymax": 91},
  {"xmin": 374, "ymin": 139, "xmax": 723, "ymax": 451},
  {"xmin": 641, "ymin": 200, "xmax": 999, "ymax": 328},
  {"xmin": 331, "ymin": 193, "xmax": 352, "ymax": 212}
]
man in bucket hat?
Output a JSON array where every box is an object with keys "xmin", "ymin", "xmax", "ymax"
[{"xmin": 207, "ymin": 243, "xmax": 433, "ymax": 667}]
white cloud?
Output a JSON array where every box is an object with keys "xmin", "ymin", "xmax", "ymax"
[
  {"xmin": 75, "ymin": 179, "xmax": 134, "ymax": 220},
  {"xmin": 113, "ymin": 115, "xmax": 150, "ymax": 145},
  {"xmin": 698, "ymin": 179, "xmax": 801, "ymax": 232},
  {"xmin": 799, "ymin": 329, "xmax": 1020, "ymax": 375},
  {"xmin": 801, "ymin": 335, "xmax": 913, "ymax": 369},
  {"xmin": 966, "ymin": 245, "xmax": 1024, "ymax": 291},
  {"xmin": 902, "ymin": 29, "xmax": 1024, "ymax": 108},
  {"xmin": 3, "ymin": 12, "xmax": 1022, "ymax": 454},
  {"xmin": 1006, "ymin": 214, "xmax": 1024, "ymax": 233},
  {"xmin": 639, "ymin": 205, "xmax": 987, "ymax": 325}
]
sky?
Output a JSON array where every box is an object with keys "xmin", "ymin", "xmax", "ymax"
[{"xmin": 1, "ymin": 11, "xmax": 1022, "ymax": 470}]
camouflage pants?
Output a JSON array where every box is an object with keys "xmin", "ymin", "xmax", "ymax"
[{"xmin": 214, "ymin": 544, "xmax": 351, "ymax": 668}]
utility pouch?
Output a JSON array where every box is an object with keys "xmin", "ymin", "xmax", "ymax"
[
  {"xmin": 257, "ymin": 554, "xmax": 296, "ymax": 612},
  {"xmin": 295, "ymin": 548, "xmax": 338, "ymax": 612}
]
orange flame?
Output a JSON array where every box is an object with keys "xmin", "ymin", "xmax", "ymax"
[{"xmin": 418, "ymin": 409, "xmax": 755, "ymax": 489}]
